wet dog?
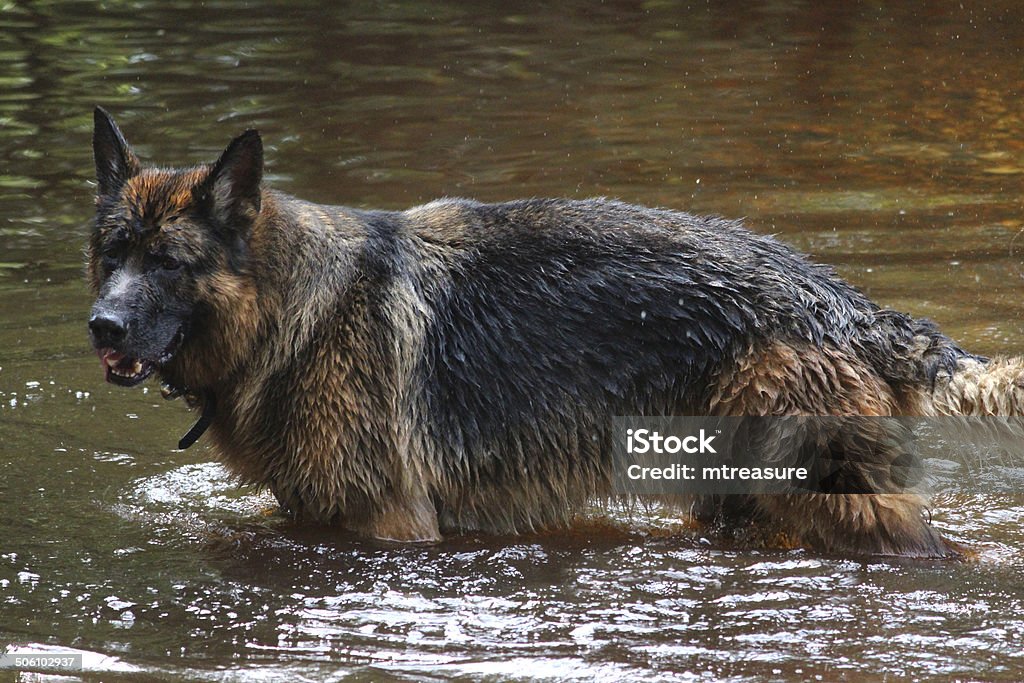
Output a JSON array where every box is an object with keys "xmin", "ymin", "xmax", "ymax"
[{"xmin": 87, "ymin": 107, "xmax": 1024, "ymax": 556}]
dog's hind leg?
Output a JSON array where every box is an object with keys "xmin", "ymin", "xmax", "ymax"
[
  {"xmin": 753, "ymin": 491, "xmax": 955, "ymax": 557},
  {"xmin": 710, "ymin": 341, "xmax": 958, "ymax": 557}
]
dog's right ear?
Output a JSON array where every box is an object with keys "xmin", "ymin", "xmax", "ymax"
[
  {"xmin": 93, "ymin": 107, "xmax": 140, "ymax": 196},
  {"xmin": 198, "ymin": 128, "xmax": 263, "ymax": 233}
]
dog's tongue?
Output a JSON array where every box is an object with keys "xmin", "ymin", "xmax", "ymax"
[
  {"xmin": 99, "ymin": 348, "xmax": 140, "ymax": 375},
  {"xmin": 99, "ymin": 348, "xmax": 125, "ymax": 368}
]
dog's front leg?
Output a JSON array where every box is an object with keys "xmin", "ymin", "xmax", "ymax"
[{"xmin": 358, "ymin": 492, "xmax": 442, "ymax": 543}]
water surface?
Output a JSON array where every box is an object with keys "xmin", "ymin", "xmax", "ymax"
[{"xmin": 3, "ymin": 1, "xmax": 1024, "ymax": 680}]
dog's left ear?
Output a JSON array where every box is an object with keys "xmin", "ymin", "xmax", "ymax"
[{"xmin": 200, "ymin": 129, "xmax": 263, "ymax": 231}]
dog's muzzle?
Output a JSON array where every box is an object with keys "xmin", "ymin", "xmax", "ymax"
[{"xmin": 88, "ymin": 309, "xmax": 185, "ymax": 387}]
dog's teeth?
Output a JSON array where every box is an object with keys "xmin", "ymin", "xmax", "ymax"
[{"xmin": 106, "ymin": 356, "xmax": 143, "ymax": 378}]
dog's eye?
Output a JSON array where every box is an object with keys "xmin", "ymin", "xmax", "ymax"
[
  {"xmin": 100, "ymin": 245, "xmax": 122, "ymax": 273},
  {"xmin": 143, "ymin": 250, "xmax": 183, "ymax": 272}
]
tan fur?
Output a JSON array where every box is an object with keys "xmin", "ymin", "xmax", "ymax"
[
  {"xmin": 124, "ymin": 169, "xmax": 207, "ymax": 228},
  {"xmin": 710, "ymin": 341, "xmax": 898, "ymax": 416},
  {"xmin": 155, "ymin": 193, "xmax": 447, "ymax": 540},
  {"xmin": 932, "ymin": 356, "xmax": 1024, "ymax": 416}
]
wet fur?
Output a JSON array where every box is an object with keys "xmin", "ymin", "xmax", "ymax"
[{"xmin": 89, "ymin": 109, "xmax": 1024, "ymax": 557}]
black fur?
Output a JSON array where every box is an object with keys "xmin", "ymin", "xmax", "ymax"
[{"xmin": 419, "ymin": 199, "xmax": 971, "ymax": 443}]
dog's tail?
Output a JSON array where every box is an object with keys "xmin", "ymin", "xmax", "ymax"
[{"xmin": 932, "ymin": 357, "xmax": 1024, "ymax": 416}]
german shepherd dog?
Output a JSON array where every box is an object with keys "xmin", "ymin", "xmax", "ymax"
[{"xmin": 87, "ymin": 107, "xmax": 1024, "ymax": 557}]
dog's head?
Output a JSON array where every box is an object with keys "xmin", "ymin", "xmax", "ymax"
[{"xmin": 87, "ymin": 107, "xmax": 263, "ymax": 389}]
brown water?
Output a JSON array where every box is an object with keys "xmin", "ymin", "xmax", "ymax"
[{"xmin": 3, "ymin": 1, "xmax": 1024, "ymax": 680}]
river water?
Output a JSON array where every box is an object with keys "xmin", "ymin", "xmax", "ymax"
[{"xmin": 2, "ymin": 1, "xmax": 1024, "ymax": 680}]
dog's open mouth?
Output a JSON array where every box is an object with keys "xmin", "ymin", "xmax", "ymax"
[
  {"xmin": 99, "ymin": 350, "xmax": 155, "ymax": 386},
  {"xmin": 98, "ymin": 328, "xmax": 184, "ymax": 387}
]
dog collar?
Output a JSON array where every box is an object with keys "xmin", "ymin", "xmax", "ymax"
[
  {"xmin": 161, "ymin": 382, "xmax": 216, "ymax": 449},
  {"xmin": 178, "ymin": 392, "xmax": 215, "ymax": 450}
]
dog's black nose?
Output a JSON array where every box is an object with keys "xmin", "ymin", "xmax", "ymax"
[{"xmin": 89, "ymin": 311, "xmax": 127, "ymax": 346}]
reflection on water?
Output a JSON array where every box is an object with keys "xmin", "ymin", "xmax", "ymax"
[{"xmin": 3, "ymin": 0, "xmax": 1024, "ymax": 679}]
